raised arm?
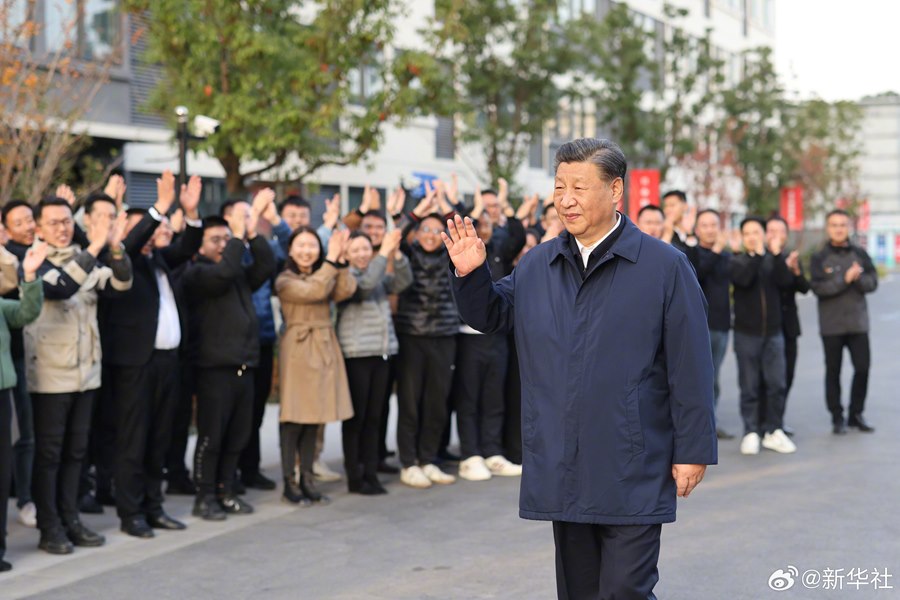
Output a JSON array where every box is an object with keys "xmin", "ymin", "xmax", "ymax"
[{"xmin": 275, "ymin": 265, "xmax": 339, "ymax": 304}]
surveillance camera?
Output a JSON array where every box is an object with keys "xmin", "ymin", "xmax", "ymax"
[{"xmin": 193, "ymin": 115, "xmax": 220, "ymax": 137}]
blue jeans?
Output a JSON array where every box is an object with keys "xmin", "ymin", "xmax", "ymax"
[
  {"xmin": 12, "ymin": 357, "xmax": 34, "ymax": 507},
  {"xmin": 734, "ymin": 332, "xmax": 786, "ymax": 436},
  {"xmin": 709, "ymin": 329, "xmax": 730, "ymax": 408}
]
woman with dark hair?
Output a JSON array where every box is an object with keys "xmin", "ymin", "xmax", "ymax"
[
  {"xmin": 336, "ymin": 229, "xmax": 412, "ymax": 495},
  {"xmin": 275, "ymin": 226, "xmax": 356, "ymax": 505}
]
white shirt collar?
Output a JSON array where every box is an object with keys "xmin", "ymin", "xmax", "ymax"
[{"xmin": 574, "ymin": 213, "xmax": 621, "ymax": 268}]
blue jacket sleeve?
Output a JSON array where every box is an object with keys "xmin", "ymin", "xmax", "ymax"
[
  {"xmin": 664, "ymin": 253, "xmax": 718, "ymax": 465},
  {"xmin": 449, "ymin": 262, "xmax": 515, "ymax": 335}
]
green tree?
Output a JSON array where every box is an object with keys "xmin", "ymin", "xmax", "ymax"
[
  {"xmin": 428, "ymin": 0, "xmax": 576, "ymax": 186},
  {"xmin": 125, "ymin": 0, "xmax": 443, "ymax": 194}
]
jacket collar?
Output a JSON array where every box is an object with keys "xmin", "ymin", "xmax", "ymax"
[{"xmin": 549, "ymin": 213, "xmax": 641, "ymax": 266}]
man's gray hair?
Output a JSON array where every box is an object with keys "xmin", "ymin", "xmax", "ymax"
[{"xmin": 554, "ymin": 138, "xmax": 627, "ymax": 183}]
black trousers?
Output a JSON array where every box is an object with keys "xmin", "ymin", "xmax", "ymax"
[
  {"xmin": 377, "ymin": 355, "xmax": 398, "ymax": 462},
  {"xmin": 784, "ymin": 335, "xmax": 799, "ymax": 399},
  {"xmin": 454, "ymin": 334, "xmax": 508, "ymax": 459},
  {"xmin": 239, "ymin": 343, "xmax": 274, "ymax": 480},
  {"xmin": 1, "ymin": 390, "xmax": 12, "ymax": 560},
  {"xmin": 503, "ymin": 334, "xmax": 522, "ymax": 464},
  {"xmin": 193, "ymin": 367, "xmax": 254, "ymax": 496},
  {"xmin": 79, "ymin": 371, "xmax": 116, "ymax": 500},
  {"xmin": 280, "ymin": 422, "xmax": 317, "ymax": 479},
  {"xmin": 343, "ymin": 356, "xmax": 391, "ymax": 478},
  {"xmin": 396, "ymin": 334, "xmax": 456, "ymax": 468},
  {"xmin": 553, "ymin": 521, "xmax": 661, "ymax": 600},
  {"xmin": 166, "ymin": 362, "xmax": 195, "ymax": 480},
  {"xmin": 32, "ymin": 389, "xmax": 96, "ymax": 533},
  {"xmin": 111, "ymin": 350, "xmax": 179, "ymax": 520},
  {"xmin": 822, "ymin": 333, "xmax": 870, "ymax": 422}
]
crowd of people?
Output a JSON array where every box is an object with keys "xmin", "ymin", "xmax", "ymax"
[{"xmin": 0, "ymin": 167, "xmax": 879, "ymax": 572}]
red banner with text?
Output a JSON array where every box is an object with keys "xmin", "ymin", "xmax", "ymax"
[
  {"xmin": 628, "ymin": 169, "xmax": 660, "ymax": 222},
  {"xmin": 779, "ymin": 186, "xmax": 804, "ymax": 231}
]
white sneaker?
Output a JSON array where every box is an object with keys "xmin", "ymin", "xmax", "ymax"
[
  {"xmin": 762, "ymin": 429, "xmax": 797, "ymax": 454},
  {"xmin": 17, "ymin": 501, "xmax": 37, "ymax": 528},
  {"xmin": 484, "ymin": 455, "xmax": 523, "ymax": 476},
  {"xmin": 312, "ymin": 460, "xmax": 343, "ymax": 482},
  {"xmin": 740, "ymin": 432, "xmax": 761, "ymax": 455},
  {"xmin": 400, "ymin": 466, "xmax": 432, "ymax": 489},
  {"xmin": 422, "ymin": 463, "xmax": 456, "ymax": 485},
  {"xmin": 459, "ymin": 456, "xmax": 492, "ymax": 481}
]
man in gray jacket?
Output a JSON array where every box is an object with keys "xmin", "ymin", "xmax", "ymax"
[{"xmin": 809, "ymin": 209, "xmax": 878, "ymax": 434}]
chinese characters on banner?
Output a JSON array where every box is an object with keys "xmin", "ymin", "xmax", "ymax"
[
  {"xmin": 779, "ymin": 186, "xmax": 804, "ymax": 231},
  {"xmin": 628, "ymin": 169, "xmax": 660, "ymax": 222}
]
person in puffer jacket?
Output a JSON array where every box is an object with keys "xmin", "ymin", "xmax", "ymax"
[
  {"xmin": 394, "ymin": 213, "xmax": 459, "ymax": 489},
  {"xmin": 336, "ymin": 229, "xmax": 412, "ymax": 495}
]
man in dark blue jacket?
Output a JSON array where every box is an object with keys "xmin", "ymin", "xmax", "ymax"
[{"xmin": 446, "ymin": 138, "xmax": 717, "ymax": 599}]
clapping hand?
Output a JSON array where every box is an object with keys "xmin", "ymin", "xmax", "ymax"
[
  {"xmin": 180, "ymin": 175, "xmax": 203, "ymax": 219},
  {"xmin": 326, "ymin": 228, "xmax": 350, "ymax": 263},
  {"xmin": 785, "ymin": 250, "xmax": 801, "ymax": 275},
  {"xmin": 323, "ymin": 194, "xmax": 341, "ymax": 230},
  {"xmin": 155, "ymin": 170, "xmax": 177, "ymax": 216},
  {"xmin": 109, "ymin": 211, "xmax": 129, "ymax": 249},
  {"xmin": 845, "ymin": 261, "xmax": 863, "ymax": 283},
  {"xmin": 387, "ymin": 186, "xmax": 406, "ymax": 216},
  {"xmin": 441, "ymin": 214, "xmax": 486, "ymax": 277},
  {"xmin": 22, "ymin": 241, "xmax": 48, "ymax": 282},
  {"xmin": 104, "ymin": 174, "xmax": 127, "ymax": 210},
  {"xmin": 379, "ymin": 229, "xmax": 403, "ymax": 258},
  {"xmin": 55, "ymin": 184, "xmax": 77, "ymax": 207}
]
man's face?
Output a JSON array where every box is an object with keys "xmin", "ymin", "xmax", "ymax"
[
  {"xmin": 5, "ymin": 205, "xmax": 36, "ymax": 245},
  {"xmin": 83, "ymin": 200, "xmax": 117, "ymax": 248},
  {"xmin": 36, "ymin": 204, "xmax": 75, "ymax": 248},
  {"xmin": 826, "ymin": 214, "xmax": 850, "ymax": 245},
  {"xmin": 553, "ymin": 161, "xmax": 620, "ymax": 243},
  {"xmin": 361, "ymin": 215, "xmax": 386, "ymax": 247},
  {"xmin": 153, "ymin": 218, "xmax": 174, "ymax": 249},
  {"xmin": 281, "ymin": 204, "xmax": 310, "ymax": 231},
  {"xmin": 416, "ymin": 217, "xmax": 444, "ymax": 253},
  {"xmin": 663, "ymin": 194, "xmax": 685, "ymax": 225},
  {"xmin": 199, "ymin": 226, "xmax": 231, "ymax": 263},
  {"xmin": 766, "ymin": 220, "xmax": 788, "ymax": 252},
  {"xmin": 741, "ymin": 221, "xmax": 764, "ymax": 252},
  {"xmin": 696, "ymin": 212, "xmax": 721, "ymax": 247},
  {"xmin": 541, "ymin": 204, "xmax": 560, "ymax": 229},
  {"xmin": 637, "ymin": 209, "xmax": 664, "ymax": 239},
  {"xmin": 475, "ymin": 215, "xmax": 493, "ymax": 244},
  {"xmin": 124, "ymin": 212, "xmax": 151, "ymax": 255},
  {"xmin": 483, "ymin": 193, "xmax": 501, "ymax": 222}
]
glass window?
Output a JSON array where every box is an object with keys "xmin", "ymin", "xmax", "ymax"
[
  {"xmin": 43, "ymin": 0, "xmax": 120, "ymax": 60},
  {"xmin": 2, "ymin": 0, "xmax": 32, "ymax": 46}
]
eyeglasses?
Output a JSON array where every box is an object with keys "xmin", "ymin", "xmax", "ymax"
[
  {"xmin": 419, "ymin": 226, "xmax": 442, "ymax": 234},
  {"xmin": 44, "ymin": 219, "xmax": 73, "ymax": 229}
]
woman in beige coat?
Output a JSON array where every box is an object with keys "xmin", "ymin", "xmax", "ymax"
[{"xmin": 275, "ymin": 226, "xmax": 356, "ymax": 505}]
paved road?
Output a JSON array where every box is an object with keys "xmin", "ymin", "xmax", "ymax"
[{"xmin": 4, "ymin": 277, "xmax": 899, "ymax": 599}]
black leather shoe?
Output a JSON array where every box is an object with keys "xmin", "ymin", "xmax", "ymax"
[
  {"xmin": 166, "ymin": 475, "xmax": 197, "ymax": 496},
  {"xmin": 716, "ymin": 428, "xmax": 735, "ymax": 440},
  {"xmin": 192, "ymin": 495, "xmax": 226, "ymax": 521},
  {"xmin": 38, "ymin": 528, "xmax": 74, "ymax": 555},
  {"xmin": 78, "ymin": 493, "xmax": 103, "ymax": 514},
  {"xmin": 147, "ymin": 512, "xmax": 187, "ymax": 530},
  {"xmin": 218, "ymin": 494, "xmax": 254, "ymax": 515},
  {"xmin": 232, "ymin": 479, "xmax": 247, "ymax": 495},
  {"xmin": 0, "ymin": 559, "xmax": 11, "ymax": 572},
  {"xmin": 121, "ymin": 517, "xmax": 154, "ymax": 538},
  {"xmin": 376, "ymin": 461, "xmax": 400, "ymax": 475},
  {"xmin": 242, "ymin": 471, "xmax": 277, "ymax": 491},
  {"xmin": 833, "ymin": 421, "xmax": 848, "ymax": 435},
  {"xmin": 848, "ymin": 414, "xmax": 875, "ymax": 432},
  {"xmin": 65, "ymin": 520, "xmax": 105, "ymax": 547}
]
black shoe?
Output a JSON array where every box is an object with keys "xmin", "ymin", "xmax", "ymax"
[
  {"xmin": 848, "ymin": 414, "xmax": 875, "ymax": 432},
  {"xmin": 282, "ymin": 477, "xmax": 312, "ymax": 506},
  {"xmin": 65, "ymin": 520, "xmax": 105, "ymax": 547},
  {"xmin": 166, "ymin": 475, "xmax": 197, "ymax": 496},
  {"xmin": 242, "ymin": 471, "xmax": 277, "ymax": 491},
  {"xmin": 38, "ymin": 528, "xmax": 74, "ymax": 555},
  {"xmin": 376, "ymin": 461, "xmax": 400, "ymax": 475},
  {"xmin": 232, "ymin": 478, "xmax": 247, "ymax": 495},
  {"xmin": 218, "ymin": 494, "xmax": 254, "ymax": 515},
  {"xmin": 299, "ymin": 472, "xmax": 331, "ymax": 505},
  {"xmin": 120, "ymin": 517, "xmax": 154, "ymax": 539},
  {"xmin": 436, "ymin": 450, "xmax": 461, "ymax": 464},
  {"xmin": 0, "ymin": 559, "xmax": 11, "ymax": 572},
  {"xmin": 78, "ymin": 493, "xmax": 103, "ymax": 514},
  {"xmin": 147, "ymin": 512, "xmax": 187, "ymax": 530},
  {"xmin": 833, "ymin": 421, "xmax": 848, "ymax": 435},
  {"xmin": 716, "ymin": 428, "xmax": 735, "ymax": 440},
  {"xmin": 385, "ymin": 450, "xmax": 397, "ymax": 458},
  {"xmin": 782, "ymin": 425, "xmax": 795, "ymax": 437},
  {"xmin": 95, "ymin": 489, "xmax": 116, "ymax": 507},
  {"xmin": 363, "ymin": 472, "xmax": 388, "ymax": 495},
  {"xmin": 192, "ymin": 494, "xmax": 227, "ymax": 521}
]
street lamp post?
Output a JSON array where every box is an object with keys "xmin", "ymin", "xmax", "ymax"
[{"xmin": 175, "ymin": 105, "xmax": 189, "ymax": 194}]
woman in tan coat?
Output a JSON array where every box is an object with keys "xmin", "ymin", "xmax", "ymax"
[{"xmin": 275, "ymin": 226, "xmax": 356, "ymax": 505}]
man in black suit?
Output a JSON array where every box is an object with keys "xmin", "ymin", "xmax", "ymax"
[{"xmin": 99, "ymin": 171, "xmax": 203, "ymax": 538}]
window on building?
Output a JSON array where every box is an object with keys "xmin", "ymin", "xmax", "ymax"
[
  {"xmin": 348, "ymin": 53, "xmax": 384, "ymax": 105},
  {"xmin": 557, "ymin": 0, "xmax": 595, "ymax": 24},
  {"xmin": 435, "ymin": 116, "xmax": 455, "ymax": 160},
  {"xmin": 44, "ymin": 0, "xmax": 121, "ymax": 61}
]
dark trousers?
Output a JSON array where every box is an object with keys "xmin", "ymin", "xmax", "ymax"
[
  {"xmin": 166, "ymin": 362, "xmax": 195, "ymax": 480},
  {"xmin": 709, "ymin": 329, "xmax": 730, "ymax": 407},
  {"xmin": 784, "ymin": 335, "xmax": 798, "ymax": 399},
  {"xmin": 396, "ymin": 334, "xmax": 456, "ymax": 468},
  {"xmin": 822, "ymin": 333, "xmax": 870, "ymax": 422},
  {"xmin": 80, "ymin": 371, "xmax": 116, "ymax": 500},
  {"xmin": 239, "ymin": 343, "xmax": 273, "ymax": 480},
  {"xmin": 1, "ymin": 390, "xmax": 12, "ymax": 560},
  {"xmin": 377, "ymin": 356, "xmax": 398, "ymax": 462},
  {"xmin": 111, "ymin": 350, "xmax": 179, "ymax": 520},
  {"xmin": 11, "ymin": 358, "xmax": 34, "ymax": 507},
  {"xmin": 734, "ymin": 332, "xmax": 786, "ymax": 435},
  {"xmin": 553, "ymin": 521, "xmax": 661, "ymax": 600},
  {"xmin": 454, "ymin": 334, "xmax": 508, "ymax": 459},
  {"xmin": 280, "ymin": 423, "xmax": 317, "ymax": 479},
  {"xmin": 343, "ymin": 356, "xmax": 391, "ymax": 478},
  {"xmin": 503, "ymin": 334, "xmax": 522, "ymax": 464},
  {"xmin": 32, "ymin": 389, "xmax": 96, "ymax": 532},
  {"xmin": 193, "ymin": 367, "xmax": 254, "ymax": 497}
]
